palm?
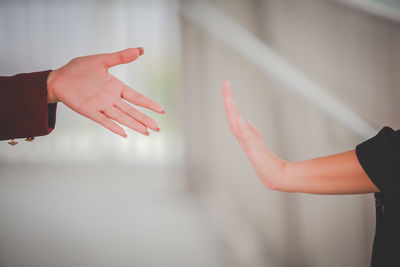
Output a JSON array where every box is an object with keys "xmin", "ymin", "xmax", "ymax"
[
  {"xmin": 222, "ymin": 81, "xmax": 284, "ymax": 190},
  {"xmin": 48, "ymin": 48, "xmax": 164, "ymax": 137}
]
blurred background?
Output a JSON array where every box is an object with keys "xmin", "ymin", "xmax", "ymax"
[{"xmin": 1, "ymin": 0, "xmax": 400, "ymax": 266}]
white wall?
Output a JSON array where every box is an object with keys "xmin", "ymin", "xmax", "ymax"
[{"xmin": 181, "ymin": 0, "xmax": 400, "ymax": 266}]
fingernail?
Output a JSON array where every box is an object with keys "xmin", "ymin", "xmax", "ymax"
[{"xmin": 137, "ymin": 47, "xmax": 144, "ymax": 55}]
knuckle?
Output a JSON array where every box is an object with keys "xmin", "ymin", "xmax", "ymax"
[
  {"xmin": 128, "ymin": 119, "xmax": 138, "ymax": 128},
  {"xmin": 99, "ymin": 116, "xmax": 108, "ymax": 125},
  {"xmin": 138, "ymin": 113, "xmax": 148, "ymax": 122},
  {"xmin": 69, "ymin": 57, "xmax": 82, "ymax": 64},
  {"xmin": 117, "ymin": 52, "xmax": 124, "ymax": 64},
  {"xmin": 128, "ymin": 107, "xmax": 137, "ymax": 116}
]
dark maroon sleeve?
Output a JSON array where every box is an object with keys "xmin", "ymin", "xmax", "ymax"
[{"xmin": 0, "ymin": 70, "xmax": 57, "ymax": 141}]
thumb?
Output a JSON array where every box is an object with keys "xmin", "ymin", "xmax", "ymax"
[
  {"xmin": 100, "ymin": 47, "xmax": 144, "ymax": 68},
  {"xmin": 246, "ymin": 121, "xmax": 262, "ymax": 139}
]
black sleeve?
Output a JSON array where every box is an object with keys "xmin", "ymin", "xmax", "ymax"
[{"xmin": 356, "ymin": 126, "xmax": 400, "ymax": 199}]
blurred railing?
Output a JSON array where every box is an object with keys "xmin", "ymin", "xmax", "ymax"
[
  {"xmin": 336, "ymin": 0, "xmax": 400, "ymax": 23},
  {"xmin": 181, "ymin": 1, "xmax": 379, "ymax": 139}
]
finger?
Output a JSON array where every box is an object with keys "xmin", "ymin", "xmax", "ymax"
[
  {"xmin": 237, "ymin": 116, "xmax": 259, "ymax": 150},
  {"xmin": 116, "ymin": 100, "xmax": 160, "ymax": 131},
  {"xmin": 222, "ymin": 81, "xmax": 240, "ymax": 120},
  {"xmin": 122, "ymin": 86, "xmax": 165, "ymax": 114},
  {"xmin": 222, "ymin": 81, "xmax": 240, "ymax": 135},
  {"xmin": 100, "ymin": 47, "xmax": 143, "ymax": 68},
  {"xmin": 90, "ymin": 112, "xmax": 127, "ymax": 138},
  {"xmin": 222, "ymin": 80, "xmax": 233, "ymax": 98},
  {"xmin": 246, "ymin": 121, "xmax": 262, "ymax": 139},
  {"xmin": 223, "ymin": 97, "xmax": 239, "ymax": 134},
  {"xmin": 104, "ymin": 107, "xmax": 149, "ymax": 136}
]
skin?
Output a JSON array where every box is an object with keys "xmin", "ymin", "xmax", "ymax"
[
  {"xmin": 47, "ymin": 47, "xmax": 165, "ymax": 138},
  {"xmin": 222, "ymin": 80, "xmax": 379, "ymax": 194}
]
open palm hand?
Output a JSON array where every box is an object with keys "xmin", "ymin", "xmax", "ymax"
[{"xmin": 47, "ymin": 48, "xmax": 164, "ymax": 137}]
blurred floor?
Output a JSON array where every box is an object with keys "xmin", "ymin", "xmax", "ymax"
[{"xmin": 0, "ymin": 163, "xmax": 224, "ymax": 267}]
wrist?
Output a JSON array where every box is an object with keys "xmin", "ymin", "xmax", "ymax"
[
  {"xmin": 275, "ymin": 160, "xmax": 291, "ymax": 192},
  {"xmin": 46, "ymin": 70, "xmax": 58, "ymax": 103}
]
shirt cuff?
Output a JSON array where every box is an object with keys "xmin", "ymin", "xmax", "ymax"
[{"xmin": 0, "ymin": 70, "xmax": 57, "ymax": 140}]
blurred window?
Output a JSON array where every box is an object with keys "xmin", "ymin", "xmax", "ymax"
[{"xmin": 0, "ymin": 0, "xmax": 183, "ymax": 165}]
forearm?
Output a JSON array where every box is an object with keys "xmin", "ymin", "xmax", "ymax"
[
  {"xmin": 222, "ymin": 82, "xmax": 380, "ymax": 195},
  {"xmin": 279, "ymin": 150, "xmax": 379, "ymax": 194}
]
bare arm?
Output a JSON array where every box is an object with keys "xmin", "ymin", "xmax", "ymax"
[
  {"xmin": 282, "ymin": 150, "xmax": 378, "ymax": 194},
  {"xmin": 222, "ymin": 80, "xmax": 379, "ymax": 195}
]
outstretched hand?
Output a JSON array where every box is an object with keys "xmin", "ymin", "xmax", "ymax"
[
  {"xmin": 222, "ymin": 80, "xmax": 286, "ymax": 190},
  {"xmin": 47, "ymin": 48, "xmax": 165, "ymax": 137}
]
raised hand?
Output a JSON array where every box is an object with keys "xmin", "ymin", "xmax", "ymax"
[
  {"xmin": 222, "ymin": 80, "xmax": 286, "ymax": 190},
  {"xmin": 222, "ymin": 80, "xmax": 380, "ymax": 194},
  {"xmin": 47, "ymin": 48, "xmax": 165, "ymax": 138}
]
